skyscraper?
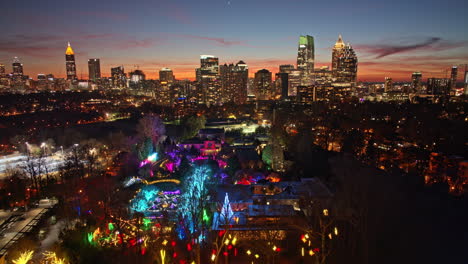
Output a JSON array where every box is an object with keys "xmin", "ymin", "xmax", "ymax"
[
  {"xmin": 288, "ymin": 69, "xmax": 302, "ymax": 96},
  {"xmin": 254, "ymin": 69, "xmax": 272, "ymax": 100},
  {"xmin": 158, "ymin": 68, "xmax": 175, "ymax": 106},
  {"xmin": 279, "ymin": 64, "xmax": 295, "ymax": 74},
  {"xmin": 12, "ymin": 57, "xmax": 23, "ymax": 77},
  {"xmin": 427, "ymin": 78, "xmax": 450, "ymax": 95},
  {"xmin": 384, "ymin": 77, "xmax": 393, "ymax": 92},
  {"xmin": 332, "ymin": 35, "xmax": 358, "ymax": 83},
  {"xmin": 275, "ymin": 72, "xmax": 289, "ymax": 99},
  {"xmin": 332, "ymin": 35, "xmax": 345, "ymax": 72},
  {"xmin": 197, "ymin": 55, "xmax": 220, "ymax": 105},
  {"xmin": 219, "ymin": 61, "xmax": 248, "ymax": 104},
  {"xmin": 65, "ymin": 42, "xmax": 77, "ymax": 80},
  {"xmin": 450, "ymin": 66, "xmax": 458, "ymax": 92},
  {"xmin": 111, "ymin": 66, "xmax": 126, "ymax": 88},
  {"xmin": 0, "ymin": 64, "xmax": 5, "ymax": 77},
  {"xmin": 159, "ymin": 68, "xmax": 175, "ymax": 84},
  {"xmin": 411, "ymin": 72, "xmax": 422, "ymax": 92},
  {"xmin": 88, "ymin": 59, "xmax": 101, "ymax": 82},
  {"xmin": 297, "ymin": 35, "xmax": 315, "ymax": 86},
  {"xmin": 232, "ymin": 61, "xmax": 248, "ymax": 104},
  {"xmin": 129, "ymin": 70, "xmax": 145, "ymax": 84},
  {"xmin": 464, "ymin": 70, "xmax": 468, "ymax": 95}
]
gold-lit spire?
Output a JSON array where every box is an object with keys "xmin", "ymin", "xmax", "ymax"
[
  {"xmin": 65, "ymin": 42, "xmax": 74, "ymax": 55},
  {"xmin": 334, "ymin": 34, "xmax": 345, "ymax": 49}
]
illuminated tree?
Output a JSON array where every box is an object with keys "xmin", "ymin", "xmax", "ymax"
[
  {"xmin": 178, "ymin": 164, "xmax": 213, "ymax": 263},
  {"xmin": 136, "ymin": 115, "xmax": 166, "ymax": 145}
]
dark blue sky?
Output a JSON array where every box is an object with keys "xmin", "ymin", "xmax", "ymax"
[{"xmin": 1, "ymin": 0, "xmax": 467, "ymax": 80}]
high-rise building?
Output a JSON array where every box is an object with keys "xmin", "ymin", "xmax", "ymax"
[
  {"xmin": 279, "ymin": 64, "xmax": 295, "ymax": 74},
  {"xmin": 197, "ymin": 55, "xmax": 220, "ymax": 105},
  {"xmin": 384, "ymin": 77, "xmax": 393, "ymax": 92},
  {"xmin": 464, "ymin": 71, "xmax": 468, "ymax": 95},
  {"xmin": 332, "ymin": 35, "xmax": 358, "ymax": 83},
  {"xmin": 411, "ymin": 72, "xmax": 422, "ymax": 92},
  {"xmin": 88, "ymin": 58, "xmax": 101, "ymax": 82},
  {"xmin": 332, "ymin": 35, "xmax": 345, "ymax": 71},
  {"xmin": 288, "ymin": 70, "xmax": 302, "ymax": 96},
  {"xmin": 275, "ymin": 72, "xmax": 289, "ymax": 99},
  {"xmin": 158, "ymin": 68, "xmax": 175, "ymax": 106},
  {"xmin": 37, "ymin": 74, "xmax": 47, "ymax": 81},
  {"xmin": 220, "ymin": 61, "xmax": 248, "ymax": 104},
  {"xmin": 450, "ymin": 66, "xmax": 458, "ymax": 91},
  {"xmin": 65, "ymin": 42, "xmax": 77, "ymax": 80},
  {"xmin": 254, "ymin": 69, "xmax": 272, "ymax": 100},
  {"xmin": 159, "ymin": 68, "xmax": 175, "ymax": 84},
  {"xmin": 0, "ymin": 64, "xmax": 5, "ymax": 77},
  {"xmin": 232, "ymin": 61, "xmax": 248, "ymax": 104},
  {"xmin": 314, "ymin": 66, "xmax": 333, "ymax": 85},
  {"xmin": 129, "ymin": 70, "xmax": 145, "ymax": 84},
  {"xmin": 297, "ymin": 85, "xmax": 315, "ymax": 104},
  {"xmin": 46, "ymin": 74, "xmax": 54, "ymax": 81},
  {"xmin": 297, "ymin": 35, "xmax": 315, "ymax": 86},
  {"xmin": 111, "ymin": 66, "xmax": 126, "ymax": 88},
  {"xmin": 12, "ymin": 57, "xmax": 23, "ymax": 77},
  {"xmin": 427, "ymin": 78, "xmax": 450, "ymax": 95}
]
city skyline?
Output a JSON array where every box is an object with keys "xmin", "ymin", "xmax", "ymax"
[{"xmin": 0, "ymin": 0, "xmax": 467, "ymax": 81}]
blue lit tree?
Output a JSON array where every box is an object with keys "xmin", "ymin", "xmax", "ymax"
[{"xmin": 178, "ymin": 164, "xmax": 214, "ymax": 263}]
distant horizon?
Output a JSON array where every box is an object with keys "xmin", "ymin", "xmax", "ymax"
[
  {"xmin": 1, "ymin": 0, "xmax": 466, "ymax": 82},
  {"xmin": 1, "ymin": 40, "xmax": 466, "ymax": 83}
]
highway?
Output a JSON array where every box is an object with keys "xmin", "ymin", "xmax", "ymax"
[{"xmin": 0, "ymin": 153, "xmax": 65, "ymax": 179}]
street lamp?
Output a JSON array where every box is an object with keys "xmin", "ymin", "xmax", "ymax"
[{"xmin": 41, "ymin": 142, "xmax": 47, "ymax": 155}]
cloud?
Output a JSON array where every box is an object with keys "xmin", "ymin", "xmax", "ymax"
[
  {"xmin": 116, "ymin": 38, "xmax": 161, "ymax": 50},
  {"xmin": 356, "ymin": 37, "xmax": 443, "ymax": 58},
  {"xmin": 179, "ymin": 34, "xmax": 245, "ymax": 46}
]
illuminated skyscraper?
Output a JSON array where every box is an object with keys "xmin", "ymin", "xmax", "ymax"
[
  {"xmin": 254, "ymin": 69, "xmax": 272, "ymax": 100},
  {"xmin": 332, "ymin": 35, "xmax": 358, "ymax": 83},
  {"xmin": 88, "ymin": 58, "xmax": 101, "ymax": 82},
  {"xmin": 384, "ymin": 77, "xmax": 393, "ymax": 92},
  {"xmin": 450, "ymin": 66, "xmax": 458, "ymax": 91},
  {"xmin": 279, "ymin": 64, "xmax": 295, "ymax": 74},
  {"xmin": 129, "ymin": 70, "xmax": 145, "ymax": 84},
  {"xmin": 297, "ymin": 35, "xmax": 314, "ymax": 86},
  {"xmin": 332, "ymin": 35, "xmax": 345, "ymax": 72},
  {"xmin": 65, "ymin": 42, "xmax": 77, "ymax": 80},
  {"xmin": 197, "ymin": 55, "xmax": 220, "ymax": 105},
  {"xmin": 220, "ymin": 61, "xmax": 248, "ymax": 104},
  {"xmin": 411, "ymin": 72, "xmax": 422, "ymax": 92},
  {"xmin": 12, "ymin": 57, "xmax": 23, "ymax": 77},
  {"xmin": 111, "ymin": 66, "xmax": 126, "ymax": 88},
  {"xmin": 159, "ymin": 68, "xmax": 175, "ymax": 84},
  {"xmin": 37, "ymin": 74, "xmax": 46, "ymax": 81},
  {"xmin": 0, "ymin": 64, "xmax": 5, "ymax": 77},
  {"xmin": 288, "ymin": 69, "xmax": 302, "ymax": 96},
  {"xmin": 464, "ymin": 71, "xmax": 468, "ymax": 95},
  {"xmin": 313, "ymin": 66, "xmax": 333, "ymax": 85},
  {"xmin": 158, "ymin": 68, "xmax": 175, "ymax": 106},
  {"xmin": 427, "ymin": 78, "xmax": 450, "ymax": 95}
]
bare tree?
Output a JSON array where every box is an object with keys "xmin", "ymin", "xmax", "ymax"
[{"xmin": 136, "ymin": 115, "xmax": 166, "ymax": 145}]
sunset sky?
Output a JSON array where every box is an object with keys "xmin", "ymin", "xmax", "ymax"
[{"xmin": 1, "ymin": 0, "xmax": 467, "ymax": 81}]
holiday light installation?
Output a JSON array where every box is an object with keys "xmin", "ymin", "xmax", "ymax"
[
  {"xmin": 12, "ymin": 250, "xmax": 34, "ymax": 264},
  {"xmin": 178, "ymin": 165, "xmax": 212, "ymax": 238}
]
